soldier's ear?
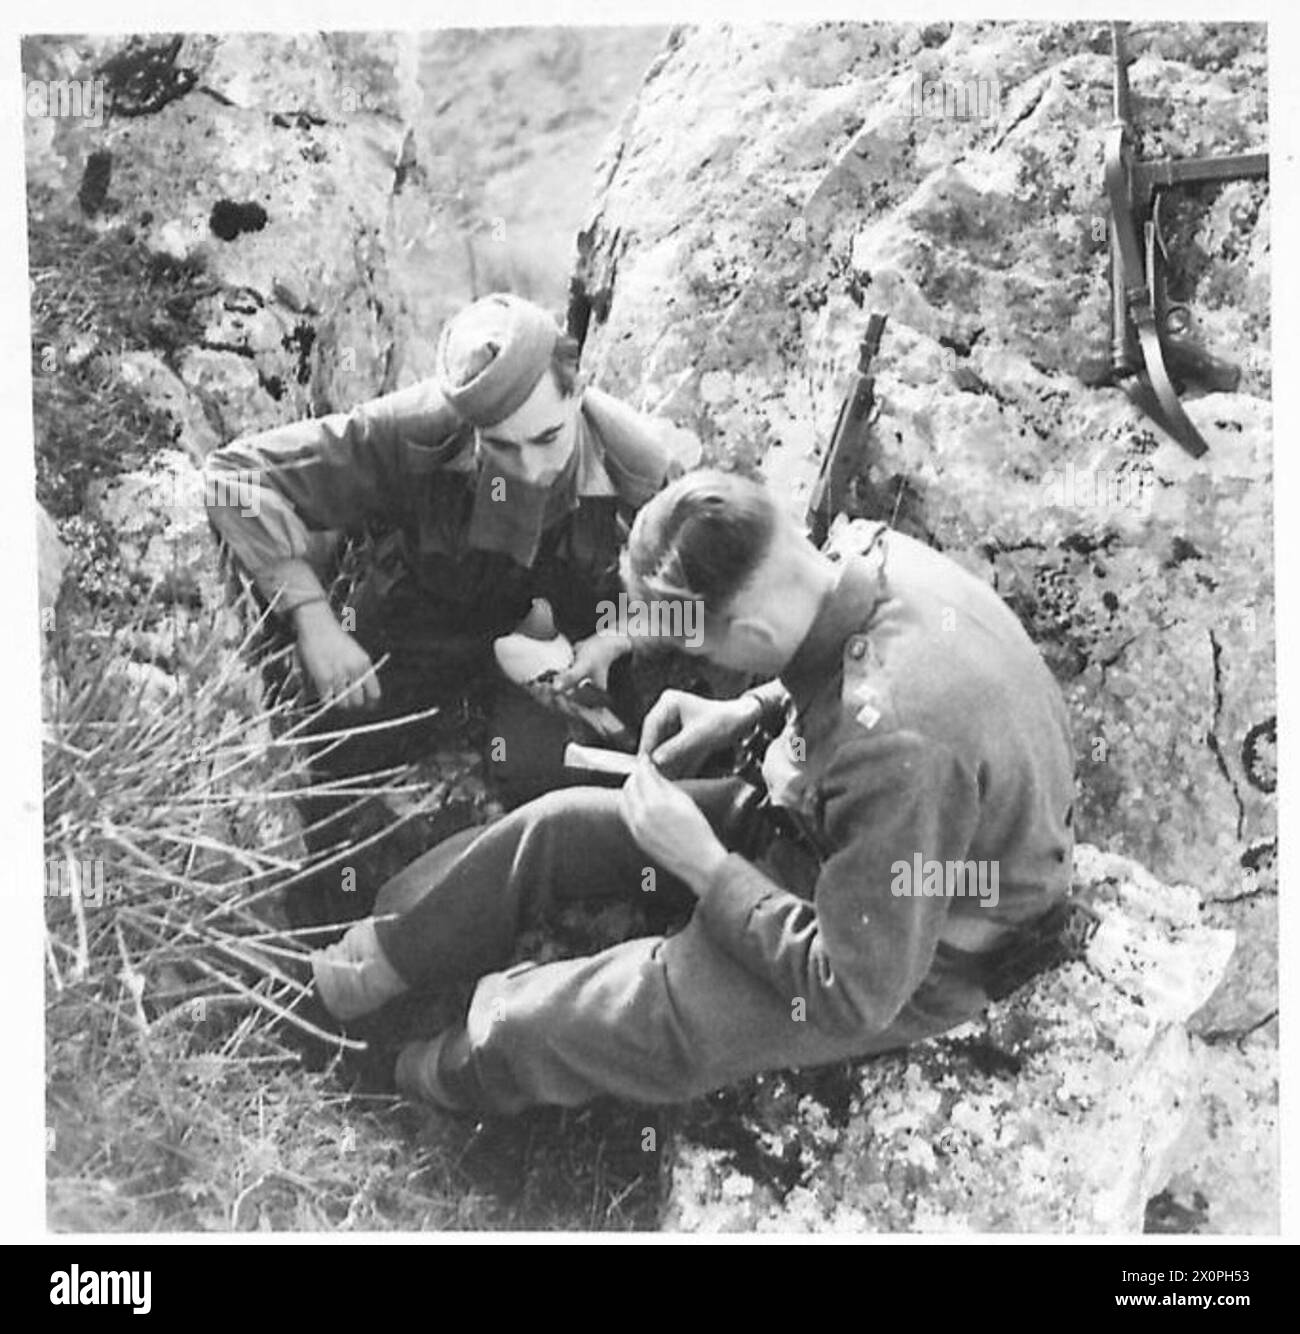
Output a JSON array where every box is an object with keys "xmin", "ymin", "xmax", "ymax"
[{"xmin": 725, "ymin": 615, "xmax": 779, "ymax": 661}]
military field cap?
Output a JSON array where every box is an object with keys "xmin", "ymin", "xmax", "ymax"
[{"xmin": 435, "ymin": 293, "xmax": 561, "ymax": 428}]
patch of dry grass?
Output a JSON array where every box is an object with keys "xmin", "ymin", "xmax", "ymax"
[{"xmin": 42, "ymin": 578, "xmax": 670, "ymax": 1232}]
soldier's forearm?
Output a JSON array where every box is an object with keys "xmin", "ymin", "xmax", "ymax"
[
  {"xmin": 289, "ymin": 595, "xmax": 337, "ymax": 635},
  {"xmin": 263, "ymin": 558, "xmax": 331, "ymax": 620}
]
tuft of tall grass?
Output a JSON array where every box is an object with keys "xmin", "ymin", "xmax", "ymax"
[{"xmin": 43, "ymin": 582, "xmax": 444, "ymax": 1059}]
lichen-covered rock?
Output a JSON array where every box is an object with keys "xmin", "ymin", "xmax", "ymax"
[
  {"xmin": 37, "ymin": 502, "xmax": 70, "ymax": 618},
  {"xmin": 85, "ymin": 448, "xmax": 222, "ymax": 609},
  {"xmin": 26, "ymin": 34, "xmax": 440, "ymax": 906},
  {"xmin": 583, "ymin": 28, "xmax": 1276, "ymax": 1231},
  {"xmin": 115, "ymin": 351, "xmax": 222, "ymax": 461},
  {"xmin": 663, "ymin": 842, "xmax": 1274, "ymax": 1234},
  {"xmin": 26, "ymin": 30, "xmax": 445, "ymax": 681},
  {"xmin": 1158, "ymin": 1021, "xmax": 1278, "ymax": 1234},
  {"xmin": 1189, "ymin": 892, "xmax": 1277, "ymax": 1036},
  {"xmin": 25, "ymin": 32, "xmax": 434, "ymax": 448},
  {"xmin": 38, "ymin": 502, "xmax": 71, "ymax": 718},
  {"xmin": 574, "ymin": 21, "xmax": 1273, "ymax": 950}
]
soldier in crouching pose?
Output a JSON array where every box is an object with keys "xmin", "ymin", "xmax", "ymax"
[
  {"xmin": 204, "ymin": 293, "xmax": 700, "ymax": 916},
  {"xmin": 311, "ymin": 469, "xmax": 1076, "ymax": 1113}
]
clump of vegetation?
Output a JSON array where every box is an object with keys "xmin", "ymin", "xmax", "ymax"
[
  {"xmin": 43, "ymin": 582, "xmax": 678, "ymax": 1231},
  {"xmin": 42, "ymin": 586, "xmax": 451, "ymax": 1225},
  {"xmin": 29, "ymin": 197, "xmax": 213, "ymax": 520},
  {"xmin": 43, "ymin": 588, "xmax": 435, "ymax": 1040}
]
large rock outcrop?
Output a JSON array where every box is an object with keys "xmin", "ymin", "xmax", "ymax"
[
  {"xmin": 665, "ymin": 843, "xmax": 1271, "ymax": 1233},
  {"xmin": 26, "ymin": 32, "xmax": 441, "ymax": 663},
  {"xmin": 571, "ymin": 21, "xmax": 1275, "ymax": 1232},
  {"xmin": 27, "ymin": 33, "xmax": 434, "ymax": 455},
  {"xmin": 572, "ymin": 19, "xmax": 1274, "ymax": 1035}
]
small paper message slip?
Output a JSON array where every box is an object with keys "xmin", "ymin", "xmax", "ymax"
[{"xmin": 563, "ymin": 742, "xmax": 640, "ymax": 776}]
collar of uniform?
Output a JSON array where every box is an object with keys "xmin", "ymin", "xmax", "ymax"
[
  {"xmin": 778, "ymin": 549, "xmax": 887, "ymax": 712},
  {"xmin": 572, "ymin": 397, "xmax": 619, "ymax": 497}
]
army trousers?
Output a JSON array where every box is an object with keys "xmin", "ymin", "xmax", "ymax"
[{"xmin": 372, "ymin": 780, "xmax": 991, "ymax": 1114}]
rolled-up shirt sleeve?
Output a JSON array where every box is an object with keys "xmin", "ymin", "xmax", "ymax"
[
  {"xmin": 203, "ymin": 379, "xmax": 461, "ymax": 611},
  {"xmin": 695, "ymin": 728, "xmax": 981, "ymax": 1035}
]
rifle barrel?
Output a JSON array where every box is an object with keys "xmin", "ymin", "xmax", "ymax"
[
  {"xmin": 858, "ymin": 313, "xmax": 887, "ymax": 372},
  {"xmin": 1112, "ymin": 21, "xmax": 1131, "ymax": 122}
]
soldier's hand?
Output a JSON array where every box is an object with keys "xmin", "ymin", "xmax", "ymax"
[
  {"xmin": 553, "ymin": 632, "xmax": 631, "ymax": 693},
  {"xmin": 639, "ymin": 689, "xmax": 762, "ymax": 777},
  {"xmin": 619, "ymin": 755, "xmax": 727, "ymax": 894},
  {"xmin": 295, "ymin": 604, "xmax": 381, "ymax": 711}
]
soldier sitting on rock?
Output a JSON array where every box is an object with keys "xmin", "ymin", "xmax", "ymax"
[
  {"xmin": 309, "ymin": 468, "xmax": 1077, "ymax": 1114},
  {"xmin": 203, "ymin": 293, "xmax": 700, "ymax": 921}
]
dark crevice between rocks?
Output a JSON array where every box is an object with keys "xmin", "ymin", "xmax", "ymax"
[
  {"xmin": 938, "ymin": 328, "xmax": 984, "ymax": 359},
  {"xmin": 1197, "ymin": 1008, "xmax": 1279, "ymax": 1047},
  {"xmin": 989, "ymin": 83, "xmax": 1049, "ymax": 154},
  {"xmin": 565, "ymin": 274, "xmax": 596, "ymax": 351},
  {"xmin": 195, "ymin": 83, "xmax": 235, "ymax": 107},
  {"xmin": 198, "ymin": 340, "xmax": 255, "ymax": 358},
  {"xmin": 1206, "ymin": 630, "xmax": 1246, "ymax": 841},
  {"xmin": 683, "ymin": 1112, "xmax": 807, "ymax": 1201},
  {"xmin": 799, "ymin": 1062, "xmax": 861, "ymax": 1128},
  {"xmin": 943, "ymin": 1033, "xmax": 1025, "ymax": 1079},
  {"xmin": 271, "ymin": 110, "xmax": 328, "ymax": 131},
  {"xmin": 1145, "ymin": 1187, "xmax": 1211, "ymax": 1234},
  {"xmin": 568, "ymin": 223, "xmax": 619, "ymax": 346},
  {"xmin": 979, "ymin": 537, "xmax": 1047, "ymax": 559},
  {"xmin": 223, "ymin": 286, "xmax": 265, "ymax": 315},
  {"xmin": 281, "ymin": 321, "xmax": 318, "ymax": 385},
  {"xmin": 96, "ymin": 35, "xmax": 198, "ymax": 119},
  {"xmin": 1166, "ymin": 534, "xmax": 1204, "ymax": 568},
  {"xmin": 393, "ymin": 129, "xmax": 418, "ymax": 193},
  {"xmin": 677, "ymin": 1060, "xmax": 876, "ymax": 1205},
  {"xmin": 1211, "ymin": 887, "xmax": 1277, "ymax": 907},
  {"xmin": 951, "ymin": 365, "xmax": 1001, "ymax": 400},
  {"xmin": 1096, "ymin": 634, "xmax": 1137, "ymax": 674},
  {"xmin": 1060, "ymin": 530, "xmax": 1122, "ymax": 558}
]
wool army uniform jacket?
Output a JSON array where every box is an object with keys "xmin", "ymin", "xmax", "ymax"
[
  {"xmin": 702, "ymin": 526, "xmax": 1077, "ymax": 1037},
  {"xmin": 203, "ymin": 379, "xmax": 701, "ymax": 637}
]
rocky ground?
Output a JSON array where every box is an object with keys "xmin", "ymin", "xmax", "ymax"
[{"xmin": 30, "ymin": 23, "xmax": 1275, "ymax": 1233}]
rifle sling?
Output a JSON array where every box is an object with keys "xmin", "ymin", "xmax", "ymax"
[{"xmin": 1105, "ymin": 125, "xmax": 1211, "ymax": 457}]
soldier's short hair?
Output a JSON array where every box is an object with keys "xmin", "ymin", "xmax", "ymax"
[{"xmin": 623, "ymin": 469, "xmax": 778, "ymax": 619}]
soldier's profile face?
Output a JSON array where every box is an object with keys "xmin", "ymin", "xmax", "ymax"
[
  {"xmin": 478, "ymin": 369, "xmax": 578, "ymax": 485},
  {"xmin": 678, "ymin": 611, "xmax": 782, "ymax": 675}
]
